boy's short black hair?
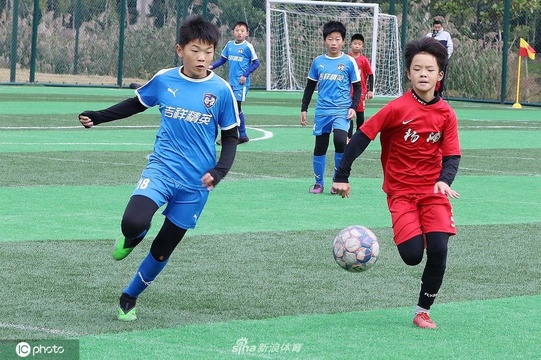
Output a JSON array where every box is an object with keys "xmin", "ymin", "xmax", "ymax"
[
  {"xmin": 404, "ymin": 37, "xmax": 448, "ymax": 72},
  {"xmin": 351, "ymin": 33, "xmax": 365, "ymax": 43},
  {"xmin": 234, "ymin": 21, "xmax": 249, "ymax": 31},
  {"xmin": 432, "ymin": 19, "xmax": 442, "ymax": 26},
  {"xmin": 177, "ymin": 16, "xmax": 220, "ymax": 49},
  {"xmin": 323, "ymin": 21, "xmax": 346, "ymax": 41}
]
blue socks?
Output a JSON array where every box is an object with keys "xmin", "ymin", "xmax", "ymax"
[
  {"xmin": 313, "ymin": 155, "xmax": 326, "ymax": 185},
  {"xmin": 312, "ymin": 153, "xmax": 343, "ymax": 185},
  {"xmin": 334, "ymin": 152, "xmax": 343, "ymax": 179},
  {"xmin": 123, "ymin": 252, "xmax": 169, "ymax": 298},
  {"xmin": 238, "ymin": 112, "xmax": 247, "ymax": 138}
]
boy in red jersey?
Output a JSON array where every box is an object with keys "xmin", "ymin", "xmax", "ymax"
[
  {"xmin": 332, "ymin": 37, "xmax": 461, "ymax": 329},
  {"xmin": 347, "ymin": 33, "xmax": 374, "ymax": 141}
]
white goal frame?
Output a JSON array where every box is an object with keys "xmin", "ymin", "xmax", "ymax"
[{"xmin": 265, "ymin": 0, "xmax": 402, "ymax": 97}]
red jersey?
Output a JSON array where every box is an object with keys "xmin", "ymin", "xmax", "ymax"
[
  {"xmin": 349, "ymin": 52, "xmax": 373, "ymax": 112},
  {"xmin": 360, "ymin": 91, "xmax": 461, "ymax": 195}
]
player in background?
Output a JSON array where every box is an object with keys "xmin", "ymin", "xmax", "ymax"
[
  {"xmin": 332, "ymin": 37, "xmax": 461, "ymax": 329},
  {"xmin": 78, "ymin": 17, "xmax": 239, "ymax": 321},
  {"xmin": 347, "ymin": 33, "xmax": 374, "ymax": 142},
  {"xmin": 426, "ymin": 19, "xmax": 453, "ymax": 97},
  {"xmin": 210, "ymin": 21, "xmax": 260, "ymax": 144},
  {"xmin": 301, "ymin": 20, "xmax": 361, "ymax": 195}
]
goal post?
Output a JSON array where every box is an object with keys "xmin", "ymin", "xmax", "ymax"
[{"xmin": 266, "ymin": 0, "xmax": 402, "ymax": 97}]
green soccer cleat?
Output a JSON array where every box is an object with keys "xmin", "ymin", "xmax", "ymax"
[
  {"xmin": 112, "ymin": 237, "xmax": 135, "ymax": 261},
  {"xmin": 117, "ymin": 306, "xmax": 137, "ymax": 321}
]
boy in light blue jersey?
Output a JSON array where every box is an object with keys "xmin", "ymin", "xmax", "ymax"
[
  {"xmin": 301, "ymin": 21, "xmax": 361, "ymax": 194},
  {"xmin": 210, "ymin": 21, "xmax": 260, "ymax": 144},
  {"xmin": 78, "ymin": 17, "xmax": 239, "ymax": 321}
]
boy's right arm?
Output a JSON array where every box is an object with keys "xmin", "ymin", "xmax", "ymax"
[
  {"xmin": 300, "ymin": 79, "xmax": 317, "ymax": 126},
  {"xmin": 332, "ymin": 131, "xmax": 372, "ymax": 198},
  {"xmin": 79, "ymin": 97, "xmax": 147, "ymax": 128},
  {"xmin": 209, "ymin": 56, "xmax": 227, "ymax": 70}
]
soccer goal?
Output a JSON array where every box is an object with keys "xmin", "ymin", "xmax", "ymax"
[{"xmin": 266, "ymin": 0, "xmax": 402, "ymax": 97}]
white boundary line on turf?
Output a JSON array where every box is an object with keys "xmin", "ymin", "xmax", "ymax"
[
  {"xmin": 0, "ymin": 142, "xmax": 153, "ymax": 146},
  {"xmin": 0, "ymin": 125, "xmax": 159, "ymax": 130},
  {"xmin": 0, "ymin": 126, "xmax": 276, "ymax": 145},
  {"xmin": 246, "ymin": 126, "xmax": 273, "ymax": 141},
  {"xmin": 0, "ymin": 322, "xmax": 79, "ymax": 337},
  {"xmin": 460, "ymin": 167, "xmax": 540, "ymax": 176},
  {"xmin": 460, "ymin": 125, "xmax": 540, "ymax": 129},
  {"xmin": 0, "ymin": 124, "xmax": 301, "ymax": 130},
  {"xmin": 3, "ymin": 125, "xmax": 539, "ymax": 130}
]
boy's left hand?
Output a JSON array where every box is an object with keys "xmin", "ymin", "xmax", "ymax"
[
  {"xmin": 366, "ymin": 91, "xmax": 374, "ymax": 101},
  {"xmin": 434, "ymin": 181, "xmax": 460, "ymax": 199},
  {"xmin": 332, "ymin": 182, "xmax": 351, "ymax": 198},
  {"xmin": 239, "ymin": 76, "xmax": 247, "ymax": 84},
  {"xmin": 347, "ymin": 108, "xmax": 356, "ymax": 120},
  {"xmin": 202, "ymin": 173, "xmax": 215, "ymax": 190}
]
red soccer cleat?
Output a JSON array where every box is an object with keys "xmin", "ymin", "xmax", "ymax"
[{"xmin": 413, "ymin": 312, "xmax": 437, "ymax": 329}]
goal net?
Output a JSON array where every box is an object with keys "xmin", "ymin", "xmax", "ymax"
[{"xmin": 266, "ymin": 0, "xmax": 402, "ymax": 97}]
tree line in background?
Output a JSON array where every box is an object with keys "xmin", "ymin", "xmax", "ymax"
[
  {"xmin": 1, "ymin": 0, "xmax": 540, "ymax": 102},
  {"xmin": 1, "ymin": 0, "xmax": 538, "ymax": 43}
]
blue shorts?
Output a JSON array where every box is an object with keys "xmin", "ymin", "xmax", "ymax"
[
  {"xmin": 313, "ymin": 113, "xmax": 350, "ymax": 136},
  {"xmin": 132, "ymin": 167, "xmax": 209, "ymax": 230},
  {"xmin": 231, "ymin": 85, "xmax": 247, "ymax": 102}
]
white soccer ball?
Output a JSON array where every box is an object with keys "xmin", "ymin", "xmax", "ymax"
[{"xmin": 333, "ymin": 225, "xmax": 379, "ymax": 272}]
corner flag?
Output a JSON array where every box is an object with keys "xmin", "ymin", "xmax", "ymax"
[
  {"xmin": 519, "ymin": 38, "xmax": 536, "ymax": 60},
  {"xmin": 513, "ymin": 38, "xmax": 537, "ymax": 108}
]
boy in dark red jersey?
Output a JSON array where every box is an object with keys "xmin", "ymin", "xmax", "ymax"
[{"xmin": 332, "ymin": 37, "xmax": 461, "ymax": 329}]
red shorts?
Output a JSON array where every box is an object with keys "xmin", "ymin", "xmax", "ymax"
[{"xmin": 387, "ymin": 193, "xmax": 456, "ymax": 245}]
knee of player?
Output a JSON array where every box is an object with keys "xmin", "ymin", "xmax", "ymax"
[
  {"xmin": 121, "ymin": 217, "xmax": 150, "ymax": 240},
  {"xmin": 401, "ymin": 253, "xmax": 424, "ymax": 266}
]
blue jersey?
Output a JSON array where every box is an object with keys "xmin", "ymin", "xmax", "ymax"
[
  {"xmin": 136, "ymin": 67, "xmax": 239, "ymax": 190},
  {"xmin": 220, "ymin": 40, "xmax": 259, "ymax": 90},
  {"xmin": 307, "ymin": 52, "xmax": 360, "ymax": 116}
]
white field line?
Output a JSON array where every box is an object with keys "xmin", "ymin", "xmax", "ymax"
[
  {"xmin": 460, "ymin": 167, "xmax": 540, "ymax": 176},
  {"xmin": 465, "ymin": 154, "xmax": 536, "ymax": 160},
  {"xmin": 0, "ymin": 126, "xmax": 275, "ymax": 145},
  {"xmin": 4, "ymin": 153, "xmax": 138, "ymax": 166},
  {"xmin": 0, "ymin": 142, "xmax": 153, "ymax": 146},
  {"xmin": 0, "ymin": 322, "xmax": 79, "ymax": 337},
  {"xmin": 460, "ymin": 125, "xmax": 540, "ymax": 129}
]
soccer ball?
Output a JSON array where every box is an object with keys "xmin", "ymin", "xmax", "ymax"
[{"xmin": 333, "ymin": 225, "xmax": 379, "ymax": 272}]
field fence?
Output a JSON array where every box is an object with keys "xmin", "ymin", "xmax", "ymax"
[{"xmin": 1, "ymin": 0, "xmax": 539, "ymax": 105}]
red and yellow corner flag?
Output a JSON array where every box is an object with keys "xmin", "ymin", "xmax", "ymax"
[
  {"xmin": 519, "ymin": 38, "xmax": 536, "ymax": 60},
  {"xmin": 513, "ymin": 38, "xmax": 536, "ymax": 108}
]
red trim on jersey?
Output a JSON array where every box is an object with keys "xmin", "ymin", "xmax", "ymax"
[{"xmin": 360, "ymin": 90, "xmax": 461, "ymax": 195}]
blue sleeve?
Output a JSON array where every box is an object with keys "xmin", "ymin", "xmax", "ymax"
[
  {"xmin": 242, "ymin": 59, "xmax": 260, "ymax": 77},
  {"xmin": 211, "ymin": 56, "xmax": 228, "ymax": 70}
]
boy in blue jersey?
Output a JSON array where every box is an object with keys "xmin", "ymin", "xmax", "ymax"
[
  {"xmin": 78, "ymin": 17, "xmax": 239, "ymax": 321},
  {"xmin": 301, "ymin": 21, "xmax": 361, "ymax": 194},
  {"xmin": 210, "ymin": 21, "xmax": 260, "ymax": 144}
]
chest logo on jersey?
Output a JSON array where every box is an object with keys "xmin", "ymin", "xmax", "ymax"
[
  {"xmin": 204, "ymin": 93, "xmax": 217, "ymax": 108},
  {"xmin": 237, "ymin": 49, "xmax": 244, "ymax": 54},
  {"xmin": 337, "ymin": 64, "xmax": 345, "ymax": 71},
  {"xmin": 167, "ymin": 88, "xmax": 178, "ymax": 97},
  {"xmin": 403, "ymin": 128, "xmax": 442, "ymax": 144}
]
